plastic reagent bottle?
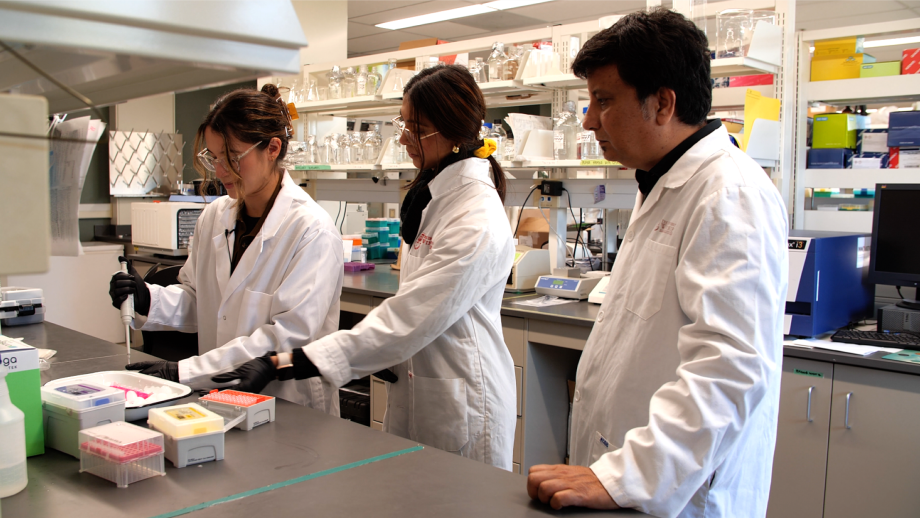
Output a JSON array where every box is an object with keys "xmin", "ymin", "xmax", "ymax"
[
  {"xmin": 487, "ymin": 42, "xmax": 507, "ymax": 82},
  {"xmin": 553, "ymin": 101, "xmax": 580, "ymax": 161},
  {"xmin": 356, "ymin": 65, "xmax": 369, "ymax": 96},
  {"xmin": 0, "ymin": 365, "xmax": 27, "ymax": 498}
]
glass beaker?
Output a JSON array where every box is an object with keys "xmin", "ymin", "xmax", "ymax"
[{"xmin": 716, "ymin": 9, "xmax": 753, "ymax": 59}]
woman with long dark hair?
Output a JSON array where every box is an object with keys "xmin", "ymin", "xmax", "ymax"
[
  {"xmin": 218, "ymin": 65, "xmax": 517, "ymax": 469},
  {"xmin": 109, "ymin": 84, "xmax": 343, "ymax": 414}
]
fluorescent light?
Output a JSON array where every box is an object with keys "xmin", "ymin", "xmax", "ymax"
[
  {"xmin": 483, "ymin": 0, "xmax": 554, "ymax": 10},
  {"xmin": 376, "ymin": 5, "xmax": 495, "ymax": 30},
  {"xmin": 376, "ymin": 0, "xmax": 553, "ymax": 30},
  {"xmin": 865, "ymin": 36, "xmax": 920, "ymax": 48}
]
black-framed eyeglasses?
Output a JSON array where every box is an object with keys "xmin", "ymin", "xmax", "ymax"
[
  {"xmin": 197, "ymin": 141, "xmax": 263, "ymax": 173},
  {"xmin": 391, "ymin": 116, "xmax": 440, "ymax": 141}
]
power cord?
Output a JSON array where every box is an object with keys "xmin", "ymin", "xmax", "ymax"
[
  {"xmin": 512, "ymin": 186, "xmax": 538, "ymax": 240},
  {"xmin": 333, "ymin": 201, "xmax": 343, "ymax": 230},
  {"xmin": 538, "ymin": 207, "xmax": 575, "ymax": 263},
  {"xmin": 562, "ymin": 188, "xmax": 592, "ymax": 270},
  {"xmin": 339, "ymin": 202, "xmax": 347, "ymax": 233}
]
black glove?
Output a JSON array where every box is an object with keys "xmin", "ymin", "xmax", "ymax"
[
  {"xmin": 126, "ymin": 361, "xmax": 179, "ymax": 382},
  {"xmin": 210, "ymin": 354, "xmax": 276, "ymax": 393},
  {"xmin": 109, "ymin": 256, "xmax": 151, "ymax": 315},
  {"xmin": 372, "ymin": 369, "xmax": 398, "ymax": 383}
]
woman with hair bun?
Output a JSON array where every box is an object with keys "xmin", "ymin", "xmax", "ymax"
[
  {"xmin": 109, "ymin": 84, "xmax": 343, "ymax": 414},
  {"xmin": 219, "ymin": 65, "xmax": 518, "ymax": 469}
]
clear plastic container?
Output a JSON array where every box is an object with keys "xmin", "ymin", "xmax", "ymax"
[
  {"xmin": 147, "ymin": 403, "xmax": 223, "ymax": 439},
  {"xmin": 79, "ymin": 422, "xmax": 165, "ymax": 488},
  {"xmin": 43, "ymin": 398, "xmax": 126, "ymax": 458},
  {"xmin": 553, "ymin": 101, "xmax": 581, "ymax": 161},
  {"xmin": 717, "ymin": 9, "xmax": 753, "ymax": 58}
]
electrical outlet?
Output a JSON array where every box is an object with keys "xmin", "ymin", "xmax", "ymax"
[{"xmin": 536, "ymin": 194, "xmax": 560, "ymax": 208}]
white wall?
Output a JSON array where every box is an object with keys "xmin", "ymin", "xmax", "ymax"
[{"xmin": 113, "ymin": 92, "xmax": 176, "ymax": 133}]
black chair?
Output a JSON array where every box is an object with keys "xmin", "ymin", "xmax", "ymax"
[{"xmin": 141, "ymin": 265, "xmax": 199, "ymax": 362}]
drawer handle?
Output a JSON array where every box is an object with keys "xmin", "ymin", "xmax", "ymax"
[
  {"xmin": 845, "ymin": 392, "xmax": 853, "ymax": 429},
  {"xmin": 807, "ymin": 386, "xmax": 815, "ymax": 423}
]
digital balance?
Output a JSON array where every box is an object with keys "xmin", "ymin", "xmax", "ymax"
[{"xmin": 534, "ymin": 274, "xmax": 602, "ymax": 300}]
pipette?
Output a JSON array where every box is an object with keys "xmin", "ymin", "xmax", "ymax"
[{"xmin": 119, "ymin": 260, "xmax": 133, "ymax": 360}]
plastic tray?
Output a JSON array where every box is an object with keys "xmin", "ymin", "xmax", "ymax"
[{"xmin": 44, "ymin": 372, "xmax": 191, "ymax": 421}]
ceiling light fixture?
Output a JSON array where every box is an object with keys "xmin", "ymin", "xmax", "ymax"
[{"xmin": 376, "ymin": 0, "xmax": 553, "ymax": 30}]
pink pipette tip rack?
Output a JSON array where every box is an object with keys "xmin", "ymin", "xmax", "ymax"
[
  {"xmin": 110, "ymin": 384, "xmax": 151, "ymax": 399},
  {"xmin": 198, "ymin": 389, "xmax": 276, "ymax": 431},
  {"xmin": 344, "ymin": 262, "xmax": 375, "ymax": 272}
]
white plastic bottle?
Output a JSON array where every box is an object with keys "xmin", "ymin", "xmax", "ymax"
[{"xmin": 0, "ymin": 365, "xmax": 27, "ymax": 498}]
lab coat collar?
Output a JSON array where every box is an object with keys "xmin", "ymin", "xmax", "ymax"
[
  {"xmin": 631, "ymin": 126, "xmax": 731, "ymax": 223},
  {"xmin": 427, "ymin": 158, "xmax": 494, "ymax": 199}
]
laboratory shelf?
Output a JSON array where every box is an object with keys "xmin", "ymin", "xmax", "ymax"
[
  {"xmin": 502, "ymin": 159, "xmax": 624, "ymax": 168},
  {"xmin": 522, "ymin": 74, "xmax": 585, "ymax": 89},
  {"xmin": 806, "ymin": 74, "xmax": 920, "ymax": 104},
  {"xmin": 754, "ymin": 158, "xmax": 779, "ymax": 168},
  {"xmin": 800, "ymin": 169, "xmax": 920, "ymax": 189},
  {"xmin": 380, "ymin": 163, "xmax": 415, "ymax": 170},
  {"xmin": 711, "ymin": 85, "xmax": 774, "ymax": 109},
  {"xmin": 294, "ymin": 95, "xmax": 397, "ymax": 113},
  {"xmin": 710, "ymin": 56, "xmax": 778, "ymax": 77},
  {"xmin": 803, "ymin": 210, "xmax": 873, "ymax": 233}
]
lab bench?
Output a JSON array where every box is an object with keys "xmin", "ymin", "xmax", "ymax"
[
  {"xmin": 342, "ymin": 269, "xmax": 920, "ymax": 517},
  {"xmin": 1, "ymin": 322, "xmax": 646, "ymax": 518}
]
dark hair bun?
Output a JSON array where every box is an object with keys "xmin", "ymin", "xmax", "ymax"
[{"xmin": 261, "ymin": 83, "xmax": 281, "ymax": 99}]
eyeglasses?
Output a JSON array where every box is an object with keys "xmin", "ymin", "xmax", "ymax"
[
  {"xmin": 391, "ymin": 116, "xmax": 440, "ymax": 141},
  {"xmin": 196, "ymin": 141, "xmax": 263, "ymax": 173}
]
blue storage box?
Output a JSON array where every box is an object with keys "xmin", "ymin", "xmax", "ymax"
[
  {"xmin": 887, "ymin": 111, "xmax": 920, "ymax": 147},
  {"xmin": 856, "ymin": 129, "xmax": 889, "ymax": 154},
  {"xmin": 807, "ymin": 148, "xmax": 853, "ymax": 169}
]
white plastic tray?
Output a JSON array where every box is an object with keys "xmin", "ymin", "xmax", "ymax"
[{"xmin": 44, "ymin": 372, "xmax": 191, "ymax": 421}]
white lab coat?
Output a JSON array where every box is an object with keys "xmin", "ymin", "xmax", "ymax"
[
  {"xmin": 139, "ymin": 172, "xmax": 343, "ymax": 414},
  {"xmin": 304, "ymin": 158, "xmax": 517, "ymax": 469},
  {"xmin": 570, "ymin": 127, "xmax": 788, "ymax": 518}
]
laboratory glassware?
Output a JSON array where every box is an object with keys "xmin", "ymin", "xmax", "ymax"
[
  {"xmin": 487, "ymin": 42, "xmax": 507, "ymax": 82},
  {"xmin": 342, "ymin": 67, "xmax": 356, "ymax": 98},
  {"xmin": 553, "ymin": 101, "xmax": 580, "ymax": 161}
]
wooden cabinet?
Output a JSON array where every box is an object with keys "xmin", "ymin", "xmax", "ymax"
[
  {"xmin": 768, "ymin": 358, "xmax": 834, "ymax": 518},
  {"xmin": 769, "ymin": 361, "xmax": 920, "ymax": 517},
  {"xmin": 823, "ymin": 365, "xmax": 920, "ymax": 518}
]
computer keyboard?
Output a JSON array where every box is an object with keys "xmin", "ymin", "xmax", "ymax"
[{"xmin": 831, "ymin": 329, "xmax": 920, "ymax": 351}]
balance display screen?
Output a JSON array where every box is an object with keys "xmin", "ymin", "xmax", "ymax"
[{"xmin": 537, "ymin": 277, "xmax": 580, "ymax": 291}]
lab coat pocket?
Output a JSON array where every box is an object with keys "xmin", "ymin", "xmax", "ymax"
[
  {"xmin": 624, "ymin": 239, "xmax": 677, "ymax": 320},
  {"xmin": 237, "ymin": 289, "xmax": 273, "ymax": 335},
  {"xmin": 589, "ymin": 430, "xmax": 612, "ymax": 464},
  {"xmin": 413, "ymin": 376, "xmax": 470, "ymax": 452}
]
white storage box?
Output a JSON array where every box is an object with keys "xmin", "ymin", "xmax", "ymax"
[
  {"xmin": 42, "ymin": 381, "xmax": 126, "ymax": 458},
  {"xmin": 147, "ymin": 403, "xmax": 223, "ymax": 439},
  {"xmin": 148, "ymin": 421, "xmax": 224, "ymax": 468},
  {"xmin": 78, "ymin": 422, "xmax": 165, "ymax": 488},
  {"xmin": 0, "ymin": 287, "xmax": 44, "ymax": 326},
  {"xmin": 44, "ymin": 371, "xmax": 191, "ymax": 421},
  {"xmin": 198, "ymin": 390, "xmax": 276, "ymax": 431}
]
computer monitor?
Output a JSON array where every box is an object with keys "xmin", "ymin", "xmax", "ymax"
[{"xmin": 869, "ymin": 183, "xmax": 920, "ymax": 309}]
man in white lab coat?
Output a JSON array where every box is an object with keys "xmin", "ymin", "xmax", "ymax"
[{"xmin": 526, "ymin": 9, "xmax": 788, "ymax": 518}]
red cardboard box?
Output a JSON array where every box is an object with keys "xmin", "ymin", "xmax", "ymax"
[
  {"xmin": 889, "ymin": 147, "xmax": 899, "ymax": 168},
  {"xmin": 902, "ymin": 48, "xmax": 920, "ymax": 74},
  {"xmin": 729, "ymin": 74, "xmax": 774, "ymax": 87}
]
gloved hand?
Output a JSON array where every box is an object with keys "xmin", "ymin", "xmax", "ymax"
[
  {"xmin": 109, "ymin": 256, "xmax": 151, "ymax": 315},
  {"xmin": 126, "ymin": 361, "xmax": 179, "ymax": 382},
  {"xmin": 372, "ymin": 369, "xmax": 398, "ymax": 383},
  {"xmin": 210, "ymin": 353, "xmax": 276, "ymax": 393}
]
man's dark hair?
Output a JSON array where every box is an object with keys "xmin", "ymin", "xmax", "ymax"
[{"xmin": 571, "ymin": 8, "xmax": 711, "ymax": 126}]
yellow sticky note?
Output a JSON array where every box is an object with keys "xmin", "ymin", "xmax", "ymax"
[{"xmin": 742, "ymin": 88, "xmax": 780, "ymax": 152}]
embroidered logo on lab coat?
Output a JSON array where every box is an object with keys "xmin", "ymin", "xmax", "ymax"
[
  {"xmin": 413, "ymin": 233, "xmax": 433, "ymax": 250},
  {"xmin": 654, "ymin": 219, "xmax": 676, "ymax": 236}
]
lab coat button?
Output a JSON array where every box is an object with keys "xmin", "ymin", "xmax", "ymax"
[
  {"xmin": 597, "ymin": 310, "xmax": 605, "ymax": 322},
  {"xmin": 222, "ymin": 316, "xmax": 226, "ymax": 321},
  {"xmin": 626, "ymin": 230, "xmax": 634, "ymax": 241},
  {"xmin": 574, "ymin": 389, "xmax": 581, "ymax": 402}
]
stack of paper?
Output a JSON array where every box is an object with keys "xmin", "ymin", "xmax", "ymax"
[{"xmin": 788, "ymin": 338, "xmax": 901, "ymax": 356}]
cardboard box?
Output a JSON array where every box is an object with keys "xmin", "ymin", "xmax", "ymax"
[
  {"xmin": 888, "ymin": 111, "xmax": 920, "ymax": 147},
  {"xmin": 1, "ymin": 338, "xmax": 44, "ymax": 456},
  {"xmin": 898, "ymin": 148, "xmax": 920, "ymax": 168},
  {"xmin": 859, "ymin": 61, "xmax": 901, "ymax": 78},
  {"xmin": 811, "ymin": 53, "xmax": 876, "ymax": 82},
  {"xmin": 902, "ymin": 48, "xmax": 920, "ymax": 74},
  {"xmin": 814, "ymin": 36, "xmax": 864, "ymax": 57},
  {"xmin": 856, "ymin": 129, "xmax": 889, "ymax": 154},
  {"xmin": 729, "ymin": 74, "xmax": 773, "ymax": 87},
  {"xmin": 807, "ymin": 148, "xmax": 853, "ymax": 169},
  {"xmin": 813, "ymin": 114, "xmax": 857, "ymax": 149},
  {"xmin": 852, "ymin": 152, "xmax": 889, "ymax": 169},
  {"xmin": 397, "ymin": 38, "xmax": 450, "ymax": 70}
]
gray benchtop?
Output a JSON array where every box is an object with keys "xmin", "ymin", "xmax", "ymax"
[
  {"xmin": 343, "ymin": 270, "xmax": 920, "ymax": 376},
  {"xmin": 4, "ymin": 322, "xmax": 646, "ymax": 518}
]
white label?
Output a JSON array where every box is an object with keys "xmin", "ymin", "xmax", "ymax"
[
  {"xmin": 861, "ymin": 132, "xmax": 888, "ymax": 153},
  {"xmin": 901, "ymin": 149, "xmax": 920, "ymax": 168},
  {"xmin": 857, "ymin": 237, "xmax": 870, "ymax": 268},
  {"xmin": 553, "ymin": 131, "xmax": 565, "ymax": 150},
  {"xmin": 853, "ymin": 157, "xmax": 882, "ymax": 169}
]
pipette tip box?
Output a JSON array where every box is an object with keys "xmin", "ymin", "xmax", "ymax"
[
  {"xmin": 42, "ymin": 382, "xmax": 126, "ymax": 458},
  {"xmin": 78, "ymin": 422, "xmax": 165, "ymax": 488},
  {"xmin": 147, "ymin": 421, "xmax": 224, "ymax": 468},
  {"xmin": 147, "ymin": 403, "xmax": 226, "ymax": 468},
  {"xmin": 198, "ymin": 389, "xmax": 276, "ymax": 431}
]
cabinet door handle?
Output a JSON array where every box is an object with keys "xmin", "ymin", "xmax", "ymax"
[
  {"xmin": 807, "ymin": 386, "xmax": 815, "ymax": 423},
  {"xmin": 845, "ymin": 392, "xmax": 853, "ymax": 429}
]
